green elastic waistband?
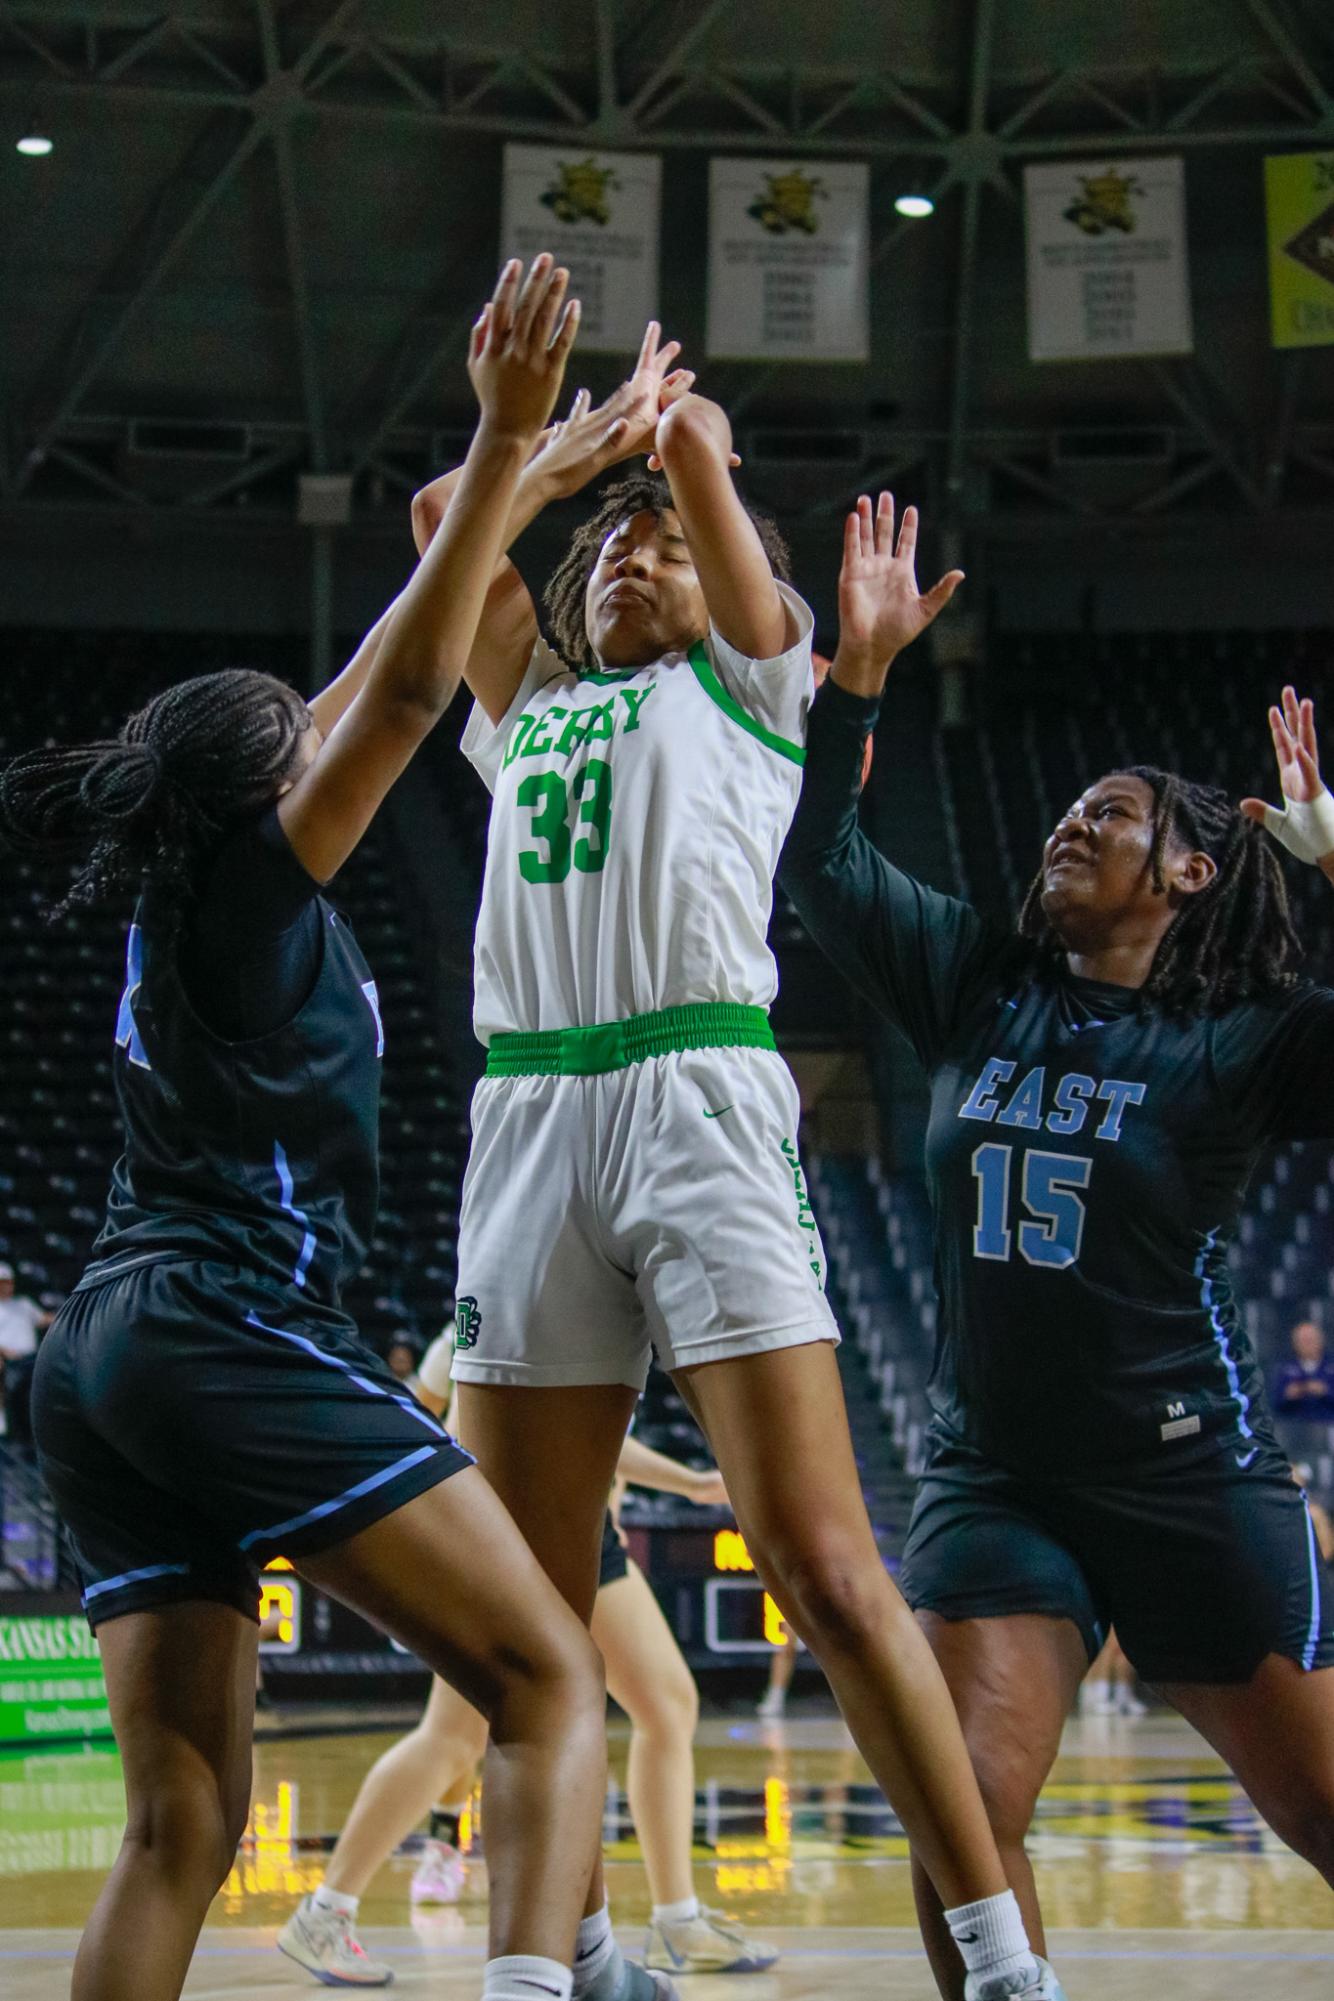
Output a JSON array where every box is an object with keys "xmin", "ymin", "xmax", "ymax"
[{"xmin": 486, "ymin": 1002, "xmax": 775, "ymax": 1077}]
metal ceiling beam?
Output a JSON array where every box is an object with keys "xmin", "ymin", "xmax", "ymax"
[
  {"xmin": 15, "ymin": 114, "xmax": 269, "ymax": 494},
  {"xmin": 945, "ymin": 0, "xmax": 997, "ymax": 512},
  {"xmin": 1242, "ymin": 0, "xmax": 1333, "ymax": 114},
  {"xmin": 622, "ymin": 0, "xmax": 730, "ymax": 124},
  {"xmin": 256, "ymin": 0, "xmax": 327, "ymax": 469}
]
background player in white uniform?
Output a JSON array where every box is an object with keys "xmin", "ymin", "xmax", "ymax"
[
  {"xmin": 287, "ymin": 1331, "xmax": 777, "ymax": 1981},
  {"xmin": 412, "ymin": 346, "xmax": 1055, "ymax": 2000}
]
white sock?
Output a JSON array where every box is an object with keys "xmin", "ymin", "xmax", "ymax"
[
  {"xmin": 944, "ymin": 1889, "xmax": 1034, "ymax": 1980},
  {"xmin": 484, "ymin": 1955, "xmax": 573, "ymax": 2001},
  {"xmin": 652, "ymin": 1896, "xmax": 700, "ymax": 1925},
  {"xmin": 571, "ymin": 1901, "xmax": 618, "ymax": 1995},
  {"xmin": 311, "ymin": 1881, "xmax": 358, "ymax": 1918}
]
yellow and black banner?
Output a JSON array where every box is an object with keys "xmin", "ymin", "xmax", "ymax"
[{"xmin": 1265, "ymin": 151, "xmax": 1334, "ymax": 348}]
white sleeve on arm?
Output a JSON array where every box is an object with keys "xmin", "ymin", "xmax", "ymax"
[
  {"xmin": 706, "ymin": 583, "xmax": 815, "ymax": 754},
  {"xmin": 460, "ymin": 636, "xmax": 570, "ymax": 794}
]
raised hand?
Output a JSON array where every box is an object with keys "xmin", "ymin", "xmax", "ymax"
[
  {"xmin": 836, "ymin": 493, "xmax": 964, "ymax": 682},
  {"xmin": 1241, "ymin": 685, "xmax": 1334, "ymax": 864},
  {"xmin": 467, "ymin": 254, "xmax": 580, "ymax": 442}
]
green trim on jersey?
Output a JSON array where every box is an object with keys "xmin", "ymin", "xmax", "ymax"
[
  {"xmin": 576, "ymin": 666, "xmax": 643, "ymax": 685},
  {"xmin": 687, "ymin": 642, "xmax": 806, "ymax": 767},
  {"xmin": 486, "ymin": 1001, "xmax": 775, "ymax": 1077}
]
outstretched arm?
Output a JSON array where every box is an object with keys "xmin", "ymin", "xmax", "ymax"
[
  {"xmin": 411, "ymin": 325, "xmax": 688, "ymax": 724},
  {"xmin": 780, "ymin": 494, "xmax": 979, "ymax": 1067},
  {"xmin": 1241, "ymin": 686, "xmax": 1334, "ymax": 889},
  {"xmin": 616, "ymin": 1434, "xmax": 728, "ymax": 1506},
  {"xmin": 278, "ymin": 254, "xmax": 578, "ymax": 883},
  {"xmin": 652, "ymin": 391, "xmax": 789, "ymax": 660}
]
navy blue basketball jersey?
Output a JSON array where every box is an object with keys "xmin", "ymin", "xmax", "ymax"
[
  {"xmin": 782, "ymin": 679, "xmax": 1334, "ymax": 1480},
  {"xmin": 89, "ymin": 819, "xmax": 383, "ymax": 1309}
]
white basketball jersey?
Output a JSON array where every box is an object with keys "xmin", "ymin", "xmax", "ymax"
[{"xmin": 463, "ymin": 584, "xmax": 814, "ymax": 1040}]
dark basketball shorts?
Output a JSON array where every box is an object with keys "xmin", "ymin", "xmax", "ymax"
[
  {"xmin": 32, "ymin": 1257, "xmax": 473, "ymax": 1629},
  {"xmin": 599, "ymin": 1511, "xmax": 629, "ymax": 1590},
  {"xmin": 898, "ymin": 1436, "xmax": 1334, "ymax": 1685}
]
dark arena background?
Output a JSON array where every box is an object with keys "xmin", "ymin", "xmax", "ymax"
[{"xmin": 1, "ymin": 5, "xmax": 1333, "ymax": 1998}]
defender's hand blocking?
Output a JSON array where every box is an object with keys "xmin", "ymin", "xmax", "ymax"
[
  {"xmin": 838, "ymin": 493, "xmax": 964, "ymax": 668},
  {"xmin": 1241, "ymin": 685, "xmax": 1334, "ymax": 864},
  {"xmin": 467, "ymin": 254, "xmax": 580, "ymax": 441}
]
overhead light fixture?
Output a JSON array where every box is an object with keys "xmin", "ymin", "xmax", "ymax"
[
  {"xmin": 894, "ymin": 191, "xmax": 935, "ymax": 219},
  {"xmin": 16, "ymin": 132, "xmax": 53, "ymax": 157}
]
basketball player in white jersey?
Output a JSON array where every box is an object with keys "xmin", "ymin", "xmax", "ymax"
[{"xmin": 410, "ymin": 337, "xmax": 1056, "ymax": 2001}]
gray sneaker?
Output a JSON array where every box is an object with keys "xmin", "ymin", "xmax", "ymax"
[
  {"xmin": 645, "ymin": 1906, "xmax": 779, "ymax": 1974},
  {"xmin": 277, "ymin": 1895, "xmax": 394, "ymax": 1987},
  {"xmin": 578, "ymin": 1950, "xmax": 677, "ymax": 2001}
]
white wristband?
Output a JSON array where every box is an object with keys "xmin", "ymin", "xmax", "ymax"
[
  {"xmin": 417, "ymin": 1325, "xmax": 457, "ymax": 1397},
  {"xmin": 1257, "ymin": 789, "xmax": 1334, "ymax": 866}
]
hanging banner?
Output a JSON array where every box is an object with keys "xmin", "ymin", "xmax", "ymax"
[
  {"xmin": 1265, "ymin": 152, "xmax": 1334, "ymax": 349},
  {"xmin": 706, "ymin": 157, "xmax": 869, "ymax": 361},
  {"xmin": 499, "ymin": 144, "xmax": 660, "ymax": 355},
  {"xmin": 1024, "ymin": 157, "xmax": 1193, "ymax": 362}
]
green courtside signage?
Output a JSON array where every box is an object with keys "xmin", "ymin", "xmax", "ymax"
[{"xmin": 0, "ymin": 1616, "xmax": 111, "ymax": 1745}]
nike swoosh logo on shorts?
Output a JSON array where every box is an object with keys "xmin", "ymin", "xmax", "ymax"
[
  {"xmin": 703, "ymin": 1104, "xmax": 734, "ymax": 1119},
  {"xmin": 1235, "ymin": 1448, "xmax": 1258, "ymax": 1469}
]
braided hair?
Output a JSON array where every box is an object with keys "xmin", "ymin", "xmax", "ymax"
[
  {"xmin": 542, "ymin": 470, "xmax": 792, "ymax": 669},
  {"xmin": 0, "ymin": 669, "xmax": 311, "ymax": 928},
  {"xmin": 1018, "ymin": 764, "xmax": 1302, "ymax": 1016}
]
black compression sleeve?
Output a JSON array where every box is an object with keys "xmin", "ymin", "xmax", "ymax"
[
  {"xmin": 779, "ymin": 679, "xmax": 993, "ymax": 1067},
  {"xmin": 179, "ymin": 808, "xmax": 324, "ymax": 1041}
]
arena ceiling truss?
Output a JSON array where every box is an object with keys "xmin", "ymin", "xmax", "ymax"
[{"xmin": 2, "ymin": 1, "xmax": 1334, "ymax": 607}]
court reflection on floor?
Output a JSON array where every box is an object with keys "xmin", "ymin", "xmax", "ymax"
[{"xmin": 2, "ymin": 1715, "xmax": 1332, "ymax": 1934}]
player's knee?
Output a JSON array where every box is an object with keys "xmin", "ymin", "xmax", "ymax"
[
  {"xmin": 124, "ymin": 1774, "xmax": 242, "ymax": 1890},
  {"xmin": 1265, "ymin": 1787, "xmax": 1334, "ymax": 1881},
  {"xmin": 630, "ymin": 1656, "xmax": 698, "ymax": 1742},
  {"xmin": 966, "ymin": 1740, "xmax": 1043, "ymax": 1850},
  {"xmin": 768, "ymin": 1529, "xmax": 886, "ymax": 1657},
  {"xmin": 486, "ymin": 1616, "xmax": 605, "ymax": 1730}
]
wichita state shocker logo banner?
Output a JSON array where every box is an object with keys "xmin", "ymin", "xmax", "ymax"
[
  {"xmin": 1265, "ymin": 152, "xmax": 1334, "ymax": 349},
  {"xmin": 706, "ymin": 157, "xmax": 869, "ymax": 362},
  {"xmin": 500, "ymin": 143, "xmax": 661, "ymax": 354},
  {"xmin": 1024, "ymin": 156, "xmax": 1193, "ymax": 362}
]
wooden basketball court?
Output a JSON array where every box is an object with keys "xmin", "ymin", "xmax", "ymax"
[{"xmin": 3, "ymin": 1706, "xmax": 1330, "ymax": 1999}]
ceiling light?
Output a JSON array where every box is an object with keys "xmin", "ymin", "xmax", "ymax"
[
  {"xmin": 894, "ymin": 192, "xmax": 934, "ymax": 219},
  {"xmin": 17, "ymin": 132, "xmax": 53, "ymax": 157}
]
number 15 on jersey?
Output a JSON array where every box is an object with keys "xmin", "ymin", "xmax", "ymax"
[{"xmin": 972, "ymin": 1142, "xmax": 1092, "ymax": 1269}]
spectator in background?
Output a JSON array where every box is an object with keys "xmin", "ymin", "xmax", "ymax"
[
  {"xmin": 0, "ymin": 1262, "xmax": 54, "ymax": 1441},
  {"xmin": 384, "ymin": 1334, "xmax": 421, "ymax": 1382},
  {"xmin": 1272, "ymin": 1319, "xmax": 1334, "ymax": 1422}
]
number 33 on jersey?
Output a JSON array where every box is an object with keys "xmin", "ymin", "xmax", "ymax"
[{"xmin": 461, "ymin": 591, "xmax": 816, "ymax": 1041}]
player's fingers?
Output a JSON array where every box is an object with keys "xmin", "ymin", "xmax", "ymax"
[
  {"xmin": 547, "ymin": 294, "xmax": 580, "ymax": 365},
  {"xmin": 843, "ymin": 508, "xmax": 862, "ymax": 569},
  {"xmin": 1281, "ymin": 684, "xmax": 1302, "ymax": 738},
  {"xmin": 598, "ymin": 417, "xmax": 630, "ymax": 452},
  {"xmin": 488, "ymin": 259, "xmax": 522, "ymax": 342},
  {"xmin": 636, "ymin": 320, "xmax": 661, "ymax": 372},
  {"xmin": 530, "ymin": 265, "xmax": 570, "ymax": 354},
  {"xmin": 1271, "ymin": 705, "xmax": 1297, "ymax": 758},
  {"xmin": 855, "ymin": 493, "xmax": 875, "ymax": 559},
  {"xmin": 469, "ymin": 303, "xmax": 491, "ymax": 365},
  {"xmin": 570, "ymin": 387, "xmax": 591, "ymax": 421},
  {"xmin": 1295, "ymin": 743, "xmax": 1322, "ymax": 794},
  {"xmin": 896, "ymin": 502, "xmax": 919, "ymax": 566},
  {"xmin": 1240, "ymin": 797, "xmax": 1279, "ymax": 828},
  {"xmin": 921, "ymin": 570, "xmax": 966, "ymax": 622},
  {"xmin": 510, "ymin": 252, "xmax": 555, "ymax": 348},
  {"xmin": 728, "ymin": 451, "xmax": 742, "ymax": 467},
  {"xmin": 1299, "ymin": 695, "xmax": 1319, "ymax": 759},
  {"xmin": 874, "ymin": 490, "xmax": 895, "ymax": 558},
  {"xmin": 646, "ymin": 452, "xmax": 663, "ymax": 471}
]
